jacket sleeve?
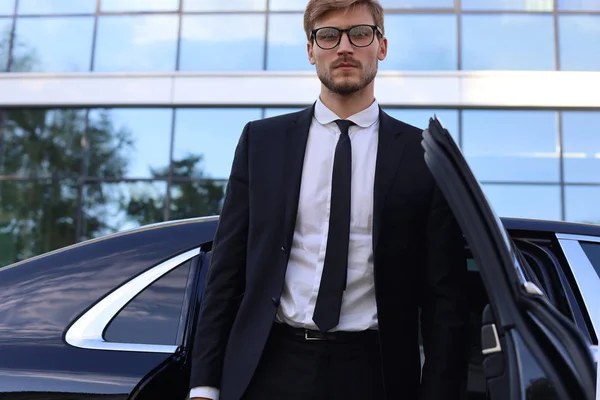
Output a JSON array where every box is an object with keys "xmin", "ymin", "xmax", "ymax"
[
  {"xmin": 189, "ymin": 121, "xmax": 251, "ymax": 389},
  {"xmin": 418, "ymin": 182, "xmax": 470, "ymax": 400}
]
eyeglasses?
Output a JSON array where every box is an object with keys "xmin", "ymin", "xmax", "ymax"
[{"xmin": 311, "ymin": 24, "xmax": 383, "ymax": 50}]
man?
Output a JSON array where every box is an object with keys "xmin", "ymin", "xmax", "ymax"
[{"xmin": 189, "ymin": 0, "xmax": 469, "ymax": 399}]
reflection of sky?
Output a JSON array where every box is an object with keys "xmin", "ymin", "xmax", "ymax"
[
  {"xmin": 94, "ymin": 15, "xmax": 178, "ymax": 72},
  {"xmin": 0, "ymin": 0, "xmax": 13, "ymax": 15},
  {"xmin": 461, "ymin": 0, "xmax": 553, "ymax": 10},
  {"xmin": 174, "ymin": 108, "xmax": 262, "ymax": 179},
  {"xmin": 101, "ymin": 0, "xmax": 179, "ymax": 12},
  {"xmin": 0, "ymin": 18, "xmax": 10, "ymax": 70},
  {"xmin": 17, "ymin": 0, "xmax": 96, "ymax": 14},
  {"xmin": 563, "ymin": 112, "xmax": 600, "ymax": 183},
  {"xmin": 482, "ymin": 184, "xmax": 561, "ymax": 220},
  {"xmin": 12, "ymin": 16, "xmax": 94, "ymax": 72},
  {"xmin": 184, "ymin": 0, "xmax": 267, "ymax": 11},
  {"xmin": 267, "ymin": 14, "xmax": 312, "ymax": 71},
  {"xmin": 558, "ymin": 0, "xmax": 600, "ymax": 10},
  {"xmin": 383, "ymin": 14, "xmax": 457, "ymax": 70},
  {"xmin": 462, "ymin": 14, "xmax": 555, "ymax": 70},
  {"xmin": 89, "ymin": 108, "xmax": 173, "ymax": 178},
  {"xmin": 463, "ymin": 110, "xmax": 559, "ymax": 182},
  {"xmin": 379, "ymin": 0, "xmax": 453, "ymax": 7},
  {"xmin": 384, "ymin": 109, "xmax": 459, "ymax": 141},
  {"xmin": 179, "ymin": 14, "xmax": 266, "ymax": 71},
  {"xmin": 565, "ymin": 186, "xmax": 600, "ymax": 224},
  {"xmin": 85, "ymin": 181, "xmax": 168, "ymax": 235},
  {"xmin": 559, "ymin": 15, "xmax": 600, "ymax": 71}
]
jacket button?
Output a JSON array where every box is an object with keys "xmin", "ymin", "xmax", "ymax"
[
  {"xmin": 280, "ymin": 246, "xmax": 287, "ymax": 253},
  {"xmin": 271, "ymin": 297, "xmax": 280, "ymax": 307}
]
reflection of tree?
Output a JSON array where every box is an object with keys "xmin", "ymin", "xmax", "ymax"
[
  {"xmin": 525, "ymin": 377, "xmax": 557, "ymax": 399},
  {"xmin": 0, "ymin": 108, "xmax": 133, "ymax": 263},
  {"xmin": 124, "ymin": 154, "xmax": 225, "ymax": 226}
]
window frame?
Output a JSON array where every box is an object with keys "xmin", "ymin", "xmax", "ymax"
[
  {"xmin": 556, "ymin": 233, "xmax": 600, "ymax": 345},
  {"xmin": 65, "ymin": 247, "xmax": 200, "ymax": 353}
]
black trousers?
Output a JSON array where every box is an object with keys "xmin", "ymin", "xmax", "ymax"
[{"xmin": 242, "ymin": 324, "xmax": 385, "ymax": 400}]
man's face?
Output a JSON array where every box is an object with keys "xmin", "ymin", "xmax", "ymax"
[{"xmin": 307, "ymin": 4, "xmax": 387, "ymax": 96}]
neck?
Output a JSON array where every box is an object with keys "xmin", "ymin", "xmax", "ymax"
[{"xmin": 319, "ymin": 83, "xmax": 375, "ymax": 119}]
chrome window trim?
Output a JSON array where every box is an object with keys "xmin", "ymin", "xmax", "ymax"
[
  {"xmin": 65, "ymin": 247, "xmax": 200, "ymax": 353},
  {"xmin": 556, "ymin": 233, "xmax": 600, "ymax": 342}
]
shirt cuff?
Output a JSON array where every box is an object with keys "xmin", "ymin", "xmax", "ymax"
[{"xmin": 189, "ymin": 386, "xmax": 220, "ymax": 399}]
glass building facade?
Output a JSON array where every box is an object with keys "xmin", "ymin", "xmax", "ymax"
[{"xmin": 1, "ymin": 0, "xmax": 599, "ymax": 265}]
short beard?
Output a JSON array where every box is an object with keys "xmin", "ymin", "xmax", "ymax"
[{"xmin": 318, "ymin": 63, "xmax": 378, "ymax": 96}]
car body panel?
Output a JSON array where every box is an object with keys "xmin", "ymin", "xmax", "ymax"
[{"xmin": 0, "ymin": 217, "xmax": 218, "ymax": 397}]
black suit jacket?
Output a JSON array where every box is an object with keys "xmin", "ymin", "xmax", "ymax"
[{"xmin": 189, "ymin": 105, "xmax": 470, "ymax": 400}]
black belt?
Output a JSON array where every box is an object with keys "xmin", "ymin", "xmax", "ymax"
[{"xmin": 272, "ymin": 323, "xmax": 378, "ymax": 342}]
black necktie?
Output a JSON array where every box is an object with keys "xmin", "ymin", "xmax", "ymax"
[{"xmin": 312, "ymin": 119, "xmax": 355, "ymax": 332}]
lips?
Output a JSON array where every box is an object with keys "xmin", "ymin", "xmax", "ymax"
[{"xmin": 334, "ymin": 63, "xmax": 357, "ymax": 69}]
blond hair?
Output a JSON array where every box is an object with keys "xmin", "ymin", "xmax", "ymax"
[{"xmin": 303, "ymin": 0, "xmax": 385, "ymax": 41}]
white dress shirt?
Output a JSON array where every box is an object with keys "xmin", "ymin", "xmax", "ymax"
[{"xmin": 189, "ymin": 98, "xmax": 380, "ymax": 399}]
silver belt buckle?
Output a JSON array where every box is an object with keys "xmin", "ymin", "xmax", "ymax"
[{"xmin": 304, "ymin": 329, "xmax": 325, "ymax": 341}]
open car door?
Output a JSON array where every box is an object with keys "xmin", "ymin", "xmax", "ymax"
[{"xmin": 422, "ymin": 117, "xmax": 598, "ymax": 400}]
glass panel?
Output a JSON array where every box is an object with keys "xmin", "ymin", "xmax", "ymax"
[
  {"xmin": 461, "ymin": 0, "xmax": 553, "ymax": 10},
  {"xmin": 378, "ymin": 0, "xmax": 454, "ymax": 8},
  {"xmin": 461, "ymin": 14, "xmax": 555, "ymax": 70},
  {"xmin": 87, "ymin": 108, "xmax": 172, "ymax": 179},
  {"xmin": 562, "ymin": 112, "xmax": 600, "ymax": 183},
  {"xmin": 270, "ymin": 0, "xmax": 454, "ymax": 10},
  {"xmin": 264, "ymin": 108, "xmax": 305, "ymax": 118},
  {"xmin": 94, "ymin": 15, "xmax": 178, "ymax": 72},
  {"xmin": 173, "ymin": 108, "xmax": 262, "ymax": 179},
  {"xmin": 179, "ymin": 15, "xmax": 265, "ymax": 71},
  {"xmin": 83, "ymin": 181, "xmax": 167, "ymax": 239},
  {"xmin": 559, "ymin": 16, "xmax": 600, "ymax": 71},
  {"xmin": 267, "ymin": 14, "xmax": 312, "ymax": 71},
  {"xmin": 565, "ymin": 186, "xmax": 600, "ymax": 225},
  {"xmin": 581, "ymin": 242, "xmax": 600, "ymax": 280},
  {"xmin": 104, "ymin": 259, "xmax": 191, "ymax": 345},
  {"xmin": 383, "ymin": 14, "xmax": 456, "ymax": 70},
  {"xmin": 18, "ymin": 0, "xmax": 96, "ymax": 14},
  {"xmin": 101, "ymin": 0, "xmax": 179, "ymax": 12},
  {"xmin": 184, "ymin": 0, "xmax": 266, "ymax": 11},
  {"xmin": 0, "ymin": 0, "xmax": 14, "ymax": 15},
  {"xmin": 558, "ymin": 0, "xmax": 600, "ymax": 11},
  {"xmin": 0, "ymin": 18, "xmax": 11, "ymax": 71},
  {"xmin": 11, "ymin": 17, "xmax": 94, "ymax": 72},
  {"xmin": 169, "ymin": 180, "xmax": 227, "ymax": 219},
  {"xmin": 462, "ymin": 110, "xmax": 558, "ymax": 182},
  {"xmin": 482, "ymin": 184, "xmax": 561, "ymax": 220},
  {"xmin": 0, "ymin": 109, "xmax": 85, "ymax": 178},
  {"xmin": 0, "ymin": 180, "xmax": 78, "ymax": 265},
  {"xmin": 384, "ymin": 109, "xmax": 459, "ymax": 141}
]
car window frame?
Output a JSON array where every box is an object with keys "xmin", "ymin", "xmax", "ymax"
[
  {"xmin": 555, "ymin": 233, "xmax": 600, "ymax": 345},
  {"xmin": 65, "ymin": 247, "xmax": 200, "ymax": 353}
]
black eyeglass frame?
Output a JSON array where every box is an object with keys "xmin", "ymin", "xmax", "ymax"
[{"xmin": 310, "ymin": 24, "xmax": 384, "ymax": 50}]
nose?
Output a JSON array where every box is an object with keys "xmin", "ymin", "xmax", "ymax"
[{"xmin": 337, "ymin": 32, "xmax": 354, "ymax": 54}]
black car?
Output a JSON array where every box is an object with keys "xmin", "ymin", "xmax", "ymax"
[{"xmin": 0, "ymin": 118, "xmax": 598, "ymax": 400}]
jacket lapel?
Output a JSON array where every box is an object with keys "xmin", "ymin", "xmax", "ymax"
[
  {"xmin": 373, "ymin": 108, "xmax": 409, "ymax": 253},
  {"xmin": 282, "ymin": 104, "xmax": 314, "ymax": 248}
]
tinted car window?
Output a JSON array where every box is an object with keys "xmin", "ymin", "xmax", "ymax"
[
  {"xmin": 581, "ymin": 242, "xmax": 600, "ymax": 280},
  {"xmin": 104, "ymin": 259, "xmax": 192, "ymax": 345}
]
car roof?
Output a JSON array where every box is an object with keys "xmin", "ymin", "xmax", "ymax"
[{"xmin": 501, "ymin": 217, "xmax": 600, "ymax": 237}]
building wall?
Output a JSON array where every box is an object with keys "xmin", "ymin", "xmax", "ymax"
[{"xmin": 1, "ymin": 0, "xmax": 599, "ymax": 265}]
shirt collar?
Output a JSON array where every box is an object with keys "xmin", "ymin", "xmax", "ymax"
[{"xmin": 314, "ymin": 97, "xmax": 379, "ymax": 129}]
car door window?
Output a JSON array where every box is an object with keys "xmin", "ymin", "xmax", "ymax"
[
  {"xmin": 104, "ymin": 259, "xmax": 192, "ymax": 345},
  {"xmin": 580, "ymin": 242, "xmax": 600, "ymax": 280}
]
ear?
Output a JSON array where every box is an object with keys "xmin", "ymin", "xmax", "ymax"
[
  {"xmin": 378, "ymin": 36, "xmax": 388, "ymax": 62},
  {"xmin": 307, "ymin": 42, "xmax": 316, "ymax": 65}
]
